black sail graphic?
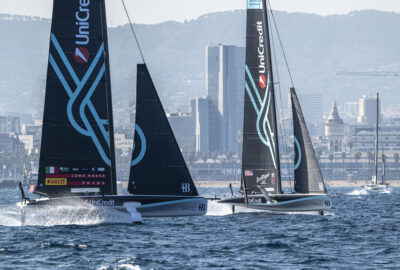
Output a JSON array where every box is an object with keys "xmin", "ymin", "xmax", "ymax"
[
  {"xmin": 291, "ymin": 88, "xmax": 326, "ymax": 194},
  {"xmin": 36, "ymin": 0, "xmax": 116, "ymax": 196},
  {"xmin": 242, "ymin": 0, "xmax": 282, "ymax": 194},
  {"xmin": 128, "ymin": 64, "xmax": 198, "ymax": 196}
]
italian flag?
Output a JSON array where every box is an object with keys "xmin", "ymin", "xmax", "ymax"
[{"xmin": 46, "ymin": 166, "xmax": 59, "ymax": 174}]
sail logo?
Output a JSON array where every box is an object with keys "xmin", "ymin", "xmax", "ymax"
[
  {"xmin": 45, "ymin": 178, "xmax": 67, "ymax": 186},
  {"xmin": 49, "ymin": 34, "xmax": 111, "ymax": 166},
  {"xmin": 294, "ymin": 137, "xmax": 302, "ymax": 170},
  {"xmin": 181, "ymin": 183, "xmax": 191, "ymax": 193},
  {"xmin": 75, "ymin": 0, "xmax": 90, "ymax": 45},
  {"xmin": 256, "ymin": 173, "xmax": 269, "ymax": 184},
  {"xmin": 259, "ymin": 74, "xmax": 266, "ymax": 88},
  {"xmin": 256, "ymin": 21, "xmax": 266, "ymax": 76},
  {"xmin": 247, "ymin": 0, "xmax": 262, "ymax": 9},
  {"xmin": 131, "ymin": 124, "xmax": 147, "ymax": 167},
  {"xmin": 75, "ymin": 0, "xmax": 90, "ymax": 63},
  {"xmin": 245, "ymin": 65, "xmax": 277, "ymax": 169},
  {"xmin": 74, "ymin": 47, "xmax": 90, "ymax": 63}
]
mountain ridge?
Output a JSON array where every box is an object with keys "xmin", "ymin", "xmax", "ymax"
[{"xmin": 1, "ymin": 9, "xmax": 400, "ymax": 123}]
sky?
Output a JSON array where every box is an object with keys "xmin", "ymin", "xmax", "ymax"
[{"xmin": 1, "ymin": 0, "xmax": 400, "ymax": 25}]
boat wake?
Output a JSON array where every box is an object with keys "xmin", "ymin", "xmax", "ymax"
[
  {"xmin": 96, "ymin": 257, "xmax": 142, "ymax": 270},
  {"xmin": 206, "ymin": 200, "xmax": 263, "ymax": 216},
  {"xmin": 346, "ymin": 189, "xmax": 368, "ymax": 196},
  {"xmin": 0, "ymin": 203, "xmax": 136, "ymax": 226}
]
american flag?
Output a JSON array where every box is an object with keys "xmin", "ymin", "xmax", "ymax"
[{"xmin": 244, "ymin": 170, "xmax": 253, "ymax": 176}]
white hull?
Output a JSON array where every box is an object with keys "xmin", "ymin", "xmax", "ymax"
[
  {"xmin": 21, "ymin": 195, "xmax": 208, "ymax": 224},
  {"xmin": 219, "ymin": 194, "xmax": 331, "ymax": 213},
  {"xmin": 362, "ymin": 184, "xmax": 389, "ymax": 193},
  {"xmin": 247, "ymin": 196, "xmax": 330, "ymax": 212},
  {"xmin": 138, "ymin": 197, "xmax": 208, "ymax": 217}
]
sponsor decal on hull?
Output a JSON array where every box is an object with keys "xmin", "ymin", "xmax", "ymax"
[
  {"xmin": 85, "ymin": 199, "xmax": 115, "ymax": 206},
  {"xmin": 45, "ymin": 178, "xmax": 67, "ymax": 186}
]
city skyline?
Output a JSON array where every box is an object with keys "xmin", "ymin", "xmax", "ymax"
[{"xmin": 1, "ymin": 0, "xmax": 400, "ymax": 25}]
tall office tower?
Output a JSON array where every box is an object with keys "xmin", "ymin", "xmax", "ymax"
[
  {"xmin": 206, "ymin": 45, "xmax": 245, "ymax": 153},
  {"xmin": 167, "ymin": 112, "xmax": 196, "ymax": 155},
  {"xmin": 357, "ymin": 95, "xmax": 380, "ymax": 124},
  {"xmin": 0, "ymin": 116, "xmax": 21, "ymax": 134},
  {"xmin": 193, "ymin": 97, "xmax": 210, "ymax": 154}
]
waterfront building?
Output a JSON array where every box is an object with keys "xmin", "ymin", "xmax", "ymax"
[
  {"xmin": 206, "ymin": 45, "xmax": 245, "ymax": 153},
  {"xmin": 357, "ymin": 95, "xmax": 380, "ymax": 124},
  {"xmin": 325, "ymin": 101, "xmax": 345, "ymax": 152}
]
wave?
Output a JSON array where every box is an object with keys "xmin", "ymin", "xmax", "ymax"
[{"xmin": 0, "ymin": 203, "xmax": 135, "ymax": 226}]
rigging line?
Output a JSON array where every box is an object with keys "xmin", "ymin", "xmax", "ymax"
[
  {"xmin": 121, "ymin": 0, "xmax": 145, "ymax": 63},
  {"xmin": 267, "ymin": 0, "xmax": 294, "ymax": 87},
  {"xmin": 268, "ymin": 5, "xmax": 293, "ymax": 188}
]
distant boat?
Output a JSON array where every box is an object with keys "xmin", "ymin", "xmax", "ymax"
[
  {"xmin": 20, "ymin": 0, "xmax": 206, "ymax": 221},
  {"xmin": 362, "ymin": 93, "xmax": 389, "ymax": 193},
  {"xmin": 218, "ymin": 0, "xmax": 331, "ymax": 214}
]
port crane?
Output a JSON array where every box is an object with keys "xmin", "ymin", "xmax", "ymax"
[{"xmin": 336, "ymin": 71, "xmax": 400, "ymax": 77}]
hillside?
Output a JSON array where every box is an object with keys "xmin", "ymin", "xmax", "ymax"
[{"xmin": 1, "ymin": 10, "xmax": 400, "ymax": 123}]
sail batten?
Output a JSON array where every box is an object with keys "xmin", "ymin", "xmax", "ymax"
[
  {"xmin": 241, "ymin": 0, "xmax": 282, "ymax": 195},
  {"xmin": 128, "ymin": 64, "xmax": 198, "ymax": 196},
  {"xmin": 36, "ymin": 0, "xmax": 116, "ymax": 196},
  {"xmin": 291, "ymin": 88, "xmax": 327, "ymax": 194}
]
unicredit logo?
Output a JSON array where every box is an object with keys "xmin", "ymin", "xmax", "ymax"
[
  {"xmin": 74, "ymin": 47, "xmax": 90, "ymax": 63},
  {"xmin": 259, "ymin": 74, "xmax": 266, "ymax": 88},
  {"xmin": 74, "ymin": 0, "xmax": 90, "ymax": 64},
  {"xmin": 256, "ymin": 21, "xmax": 266, "ymax": 76}
]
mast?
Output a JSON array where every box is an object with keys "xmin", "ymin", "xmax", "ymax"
[
  {"xmin": 373, "ymin": 93, "xmax": 379, "ymax": 185},
  {"xmin": 100, "ymin": 0, "xmax": 117, "ymax": 195},
  {"xmin": 263, "ymin": 0, "xmax": 282, "ymax": 193}
]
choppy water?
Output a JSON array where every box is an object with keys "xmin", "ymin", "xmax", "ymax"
[{"xmin": 0, "ymin": 187, "xmax": 399, "ymax": 269}]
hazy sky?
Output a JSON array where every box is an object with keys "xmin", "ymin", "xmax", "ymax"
[{"xmin": 1, "ymin": 0, "xmax": 400, "ymax": 25}]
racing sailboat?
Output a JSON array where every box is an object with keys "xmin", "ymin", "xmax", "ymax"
[
  {"xmin": 218, "ymin": 0, "xmax": 331, "ymax": 213},
  {"xmin": 362, "ymin": 93, "xmax": 389, "ymax": 193},
  {"xmin": 20, "ymin": 0, "xmax": 206, "ymax": 219}
]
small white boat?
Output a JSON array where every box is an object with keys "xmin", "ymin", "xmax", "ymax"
[
  {"xmin": 362, "ymin": 184, "xmax": 389, "ymax": 193},
  {"xmin": 361, "ymin": 93, "xmax": 389, "ymax": 194}
]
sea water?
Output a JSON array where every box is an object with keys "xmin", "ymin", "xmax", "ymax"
[{"xmin": 0, "ymin": 187, "xmax": 399, "ymax": 269}]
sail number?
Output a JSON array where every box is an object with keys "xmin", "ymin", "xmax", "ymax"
[{"xmin": 198, "ymin": 203, "xmax": 206, "ymax": 212}]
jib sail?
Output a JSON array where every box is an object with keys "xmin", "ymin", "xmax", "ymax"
[
  {"xmin": 291, "ymin": 88, "xmax": 326, "ymax": 194},
  {"xmin": 36, "ymin": 0, "xmax": 116, "ymax": 196},
  {"xmin": 128, "ymin": 64, "xmax": 198, "ymax": 196},
  {"xmin": 241, "ymin": 0, "xmax": 282, "ymax": 195}
]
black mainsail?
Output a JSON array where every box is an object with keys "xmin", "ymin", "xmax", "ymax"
[
  {"xmin": 128, "ymin": 64, "xmax": 199, "ymax": 196},
  {"xmin": 36, "ymin": 0, "xmax": 116, "ymax": 196},
  {"xmin": 242, "ymin": 0, "xmax": 282, "ymax": 194},
  {"xmin": 291, "ymin": 88, "xmax": 327, "ymax": 194}
]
